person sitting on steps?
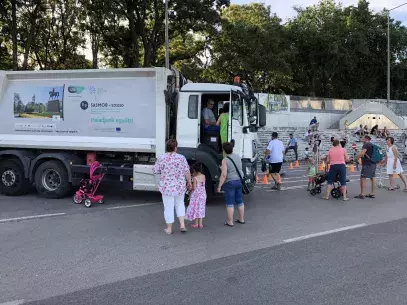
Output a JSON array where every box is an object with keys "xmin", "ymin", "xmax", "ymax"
[
  {"xmin": 371, "ymin": 124, "xmax": 379, "ymax": 136},
  {"xmin": 381, "ymin": 126, "xmax": 390, "ymax": 138},
  {"xmin": 309, "ymin": 116, "xmax": 319, "ymax": 131}
]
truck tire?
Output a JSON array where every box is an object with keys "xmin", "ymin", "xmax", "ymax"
[
  {"xmin": 0, "ymin": 160, "xmax": 30, "ymax": 196},
  {"xmin": 34, "ymin": 160, "xmax": 71, "ymax": 199}
]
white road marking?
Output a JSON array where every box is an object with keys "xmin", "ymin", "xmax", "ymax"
[
  {"xmin": 0, "ymin": 213, "xmax": 66, "ymax": 224},
  {"xmin": 0, "ymin": 300, "xmax": 26, "ymax": 305},
  {"xmin": 106, "ymin": 202, "xmax": 160, "ymax": 210},
  {"xmin": 283, "ymin": 223, "xmax": 367, "ymax": 243}
]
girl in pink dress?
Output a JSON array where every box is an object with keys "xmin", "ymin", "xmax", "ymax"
[{"xmin": 185, "ymin": 162, "xmax": 207, "ymax": 228}]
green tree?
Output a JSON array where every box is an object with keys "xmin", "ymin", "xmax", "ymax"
[
  {"xmin": 0, "ymin": 0, "xmax": 13, "ymax": 70},
  {"xmin": 286, "ymin": 0, "xmax": 407, "ymax": 99},
  {"xmin": 32, "ymin": 0, "xmax": 90, "ymax": 70},
  {"xmin": 206, "ymin": 3, "xmax": 294, "ymax": 92},
  {"xmin": 95, "ymin": 0, "xmax": 229, "ymax": 68}
]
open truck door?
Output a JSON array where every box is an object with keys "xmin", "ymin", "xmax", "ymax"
[
  {"xmin": 228, "ymin": 90, "xmax": 244, "ymax": 156},
  {"xmin": 177, "ymin": 94, "xmax": 201, "ymax": 148}
]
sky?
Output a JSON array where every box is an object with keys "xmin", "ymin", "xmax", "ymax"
[
  {"xmin": 17, "ymin": 85, "xmax": 64, "ymax": 105},
  {"xmin": 231, "ymin": 0, "xmax": 407, "ymax": 25}
]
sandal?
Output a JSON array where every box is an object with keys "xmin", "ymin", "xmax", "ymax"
[
  {"xmin": 180, "ymin": 228, "xmax": 187, "ymax": 233},
  {"xmin": 354, "ymin": 195, "xmax": 365, "ymax": 199},
  {"xmin": 191, "ymin": 224, "xmax": 199, "ymax": 229},
  {"xmin": 164, "ymin": 229, "xmax": 173, "ymax": 235},
  {"xmin": 366, "ymin": 194, "xmax": 376, "ymax": 198},
  {"xmin": 199, "ymin": 224, "xmax": 204, "ymax": 229},
  {"xmin": 235, "ymin": 219, "xmax": 245, "ymax": 224},
  {"xmin": 322, "ymin": 197, "xmax": 330, "ymax": 200},
  {"xmin": 403, "ymin": 189, "xmax": 407, "ymax": 192},
  {"xmin": 387, "ymin": 188, "xmax": 395, "ymax": 191},
  {"xmin": 224, "ymin": 222, "xmax": 234, "ymax": 227},
  {"xmin": 343, "ymin": 198, "xmax": 350, "ymax": 201}
]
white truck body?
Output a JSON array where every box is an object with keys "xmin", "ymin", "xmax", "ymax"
[
  {"xmin": 0, "ymin": 67, "xmax": 266, "ymax": 199},
  {"xmin": 0, "ymin": 68, "xmax": 168, "ymax": 156}
]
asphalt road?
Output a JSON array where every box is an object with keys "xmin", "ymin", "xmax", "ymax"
[
  {"xmin": 23, "ymin": 218, "xmax": 407, "ymax": 305},
  {"xmin": 1, "ymin": 163, "xmax": 407, "ymax": 304}
]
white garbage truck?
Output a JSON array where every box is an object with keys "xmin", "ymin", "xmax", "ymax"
[{"xmin": 0, "ymin": 67, "xmax": 266, "ymax": 199}]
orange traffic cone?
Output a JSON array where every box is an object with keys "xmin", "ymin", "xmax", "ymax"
[
  {"xmin": 289, "ymin": 162, "xmax": 294, "ymax": 169},
  {"xmin": 349, "ymin": 164, "xmax": 355, "ymax": 173},
  {"xmin": 319, "ymin": 161, "xmax": 325, "ymax": 171},
  {"xmin": 295, "ymin": 160, "xmax": 300, "ymax": 168},
  {"xmin": 262, "ymin": 175, "xmax": 268, "ymax": 184}
]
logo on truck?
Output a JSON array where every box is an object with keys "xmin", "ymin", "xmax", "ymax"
[
  {"xmin": 80, "ymin": 101, "xmax": 89, "ymax": 110},
  {"xmin": 68, "ymin": 86, "xmax": 85, "ymax": 94}
]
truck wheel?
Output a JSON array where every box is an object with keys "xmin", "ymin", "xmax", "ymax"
[
  {"xmin": 0, "ymin": 160, "xmax": 30, "ymax": 196},
  {"xmin": 35, "ymin": 160, "xmax": 71, "ymax": 199}
]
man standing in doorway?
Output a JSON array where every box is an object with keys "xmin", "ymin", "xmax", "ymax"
[
  {"xmin": 265, "ymin": 132, "xmax": 285, "ymax": 190},
  {"xmin": 202, "ymin": 99, "xmax": 219, "ymax": 132},
  {"xmin": 285, "ymin": 133, "xmax": 298, "ymax": 161},
  {"xmin": 355, "ymin": 135, "xmax": 377, "ymax": 199}
]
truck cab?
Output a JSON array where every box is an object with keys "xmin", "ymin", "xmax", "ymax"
[{"xmin": 175, "ymin": 83, "xmax": 266, "ymax": 194}]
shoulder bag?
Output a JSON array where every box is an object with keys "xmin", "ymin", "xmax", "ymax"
[{"xmin": 226, "ymin": 156, "xmax": 251, "ymax": 195}]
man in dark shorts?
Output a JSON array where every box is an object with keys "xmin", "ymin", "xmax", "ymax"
[
  {"xmin": 355, "ymin": 135, "xmax": 376, "ymax": 199},
  {"xmin": 264, "ymin": 132, "xmax": 285, "ymax": 190}
]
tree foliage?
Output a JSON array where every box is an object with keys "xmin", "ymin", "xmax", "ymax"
[{"xmin": 1, "ymin": 0, "xmax": 407, "ymax": 100}]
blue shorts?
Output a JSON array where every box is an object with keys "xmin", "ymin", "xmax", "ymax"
[
  {"xmin": 222, "ymin": 180, "xmax": 244, "ymax": 207},
  {"xmin": 327, "ymin": 164, "xmax": 347, "ymax": 186}
]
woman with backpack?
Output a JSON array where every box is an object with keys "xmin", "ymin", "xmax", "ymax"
[{"xmin": 383, "ymin": 137, "xmax": 407, "ymax": 191}]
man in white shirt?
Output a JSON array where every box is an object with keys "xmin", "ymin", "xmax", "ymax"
[{"xmin": 264, "ymin": 132, "xmax": 285, "ymax": 190}]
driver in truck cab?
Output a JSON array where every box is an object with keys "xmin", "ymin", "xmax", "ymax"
[{"xmin": 202, "ymin": 99, "xmax": 220, "ymax": 132}]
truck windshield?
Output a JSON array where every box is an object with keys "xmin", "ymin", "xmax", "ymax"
[{"xmin": 231, "ymin": 94, "xmax": 243, "ymax": 126}]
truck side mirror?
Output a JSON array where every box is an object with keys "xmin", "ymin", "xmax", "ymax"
[{"xmin": 258, "ymin": 104, "xmax": 267, "ymax": 127}]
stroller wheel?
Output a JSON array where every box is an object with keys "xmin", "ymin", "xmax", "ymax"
[
  {"xmin": 73, "ymin": 194, "xmax": 83, "ymax": 204},
  {"xmin": 84, "ymin": 199, "xmax": 92, "ymax": 208},
  {"xmin": 396, "ymin": 185, "xmax": 401, "ymax": 189},
  {"xmin": 98, "ymin": 199, "xmax": 104, "ymax": 204},
  {"xmin": 331, "ymin": 188, "xmax": 341, "ymax": 199},
  {"xmin": 377, "ymin": 184, "xmax": 382, "ymax": 188},
  {"xmin": 310, "ymin": 189, "xmax": 317, "ymax": 196},
  {"xmin": 316, "ymin": 187, "xmax": 322, "ymax": 194}
]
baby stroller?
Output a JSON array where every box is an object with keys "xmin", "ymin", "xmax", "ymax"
[
  {"xmin": 309, "ymin": 170, "xmax": 343, "ymax": 199},
  {"xmin": 73, "ymin": 161, "xmax": 107, "ymax": 208}
]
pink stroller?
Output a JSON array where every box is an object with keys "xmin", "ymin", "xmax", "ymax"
[{"xmin": 73, "ymin": 161, "xmax": 107, "ymax": 208}]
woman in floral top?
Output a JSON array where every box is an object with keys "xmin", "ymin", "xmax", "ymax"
[{"xmin": 153, "ymin": 139, "xmax": 192, "ymax": 234}]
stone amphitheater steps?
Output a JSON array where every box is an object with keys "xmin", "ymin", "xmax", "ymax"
[{"xmin": 257, "ymin": 128, "xmax": 406, "ymax": 163}]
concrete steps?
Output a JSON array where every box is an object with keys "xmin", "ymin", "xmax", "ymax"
[{"xmin": 257, "ymin": 128, "xmax": 406, "ymax": 163}]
